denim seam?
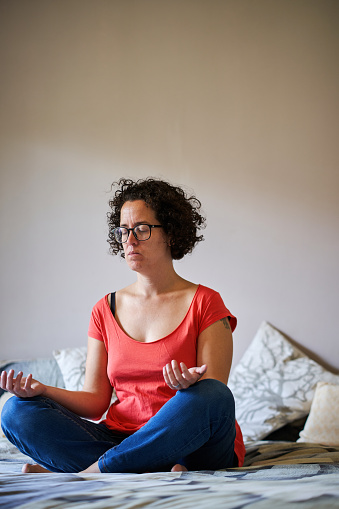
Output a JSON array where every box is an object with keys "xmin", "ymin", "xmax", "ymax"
[
  {"xmin": 99, "ymin": 455, "xmax": 110, "ymax": 473},
  {"xmin": 41, "ymin": 397, "xmax": 107, "ymax": 443}
]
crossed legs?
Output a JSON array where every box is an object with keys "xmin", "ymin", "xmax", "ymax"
[{"xmin": 1, "ymin": 379, "xmax": 236, "ymax": 473}]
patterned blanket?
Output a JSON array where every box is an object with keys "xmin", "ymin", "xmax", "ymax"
[
  {"xmin": 1, "ymin": 437, "xmax": 339, "ymax": 508},
  {"xmin": 243, "ymin": 440, "xmax": 339, "ymax": 467}
]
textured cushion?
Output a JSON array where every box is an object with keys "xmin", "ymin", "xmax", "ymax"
[
  {"xmin": 297, "ymin": 382, "xmax": 339, "ymax": 445},
  {"xmin": 228, "ymin": 322, "xmax": 339, "ymax": 443},
  {"xmin": 53, "ymin": 347, "xmax": 87, "ymax": 391},
  {"xmin": 53, "ymin": 346, "xmax": 116, "ymax": 419}
]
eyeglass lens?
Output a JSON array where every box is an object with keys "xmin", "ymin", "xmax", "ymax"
[{"xmin": 114, "ymin": 224, "xmax": 151, "ymax": 243}]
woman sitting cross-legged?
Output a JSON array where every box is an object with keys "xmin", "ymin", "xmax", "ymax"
[{"xmin": 1, "ymin": 177, "xmax": 245, "ymax": 474}]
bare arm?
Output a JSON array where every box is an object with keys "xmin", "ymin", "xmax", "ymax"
[
  {"xmin": 163, "ymin": 317, "xmax": 233, "ymax": 390},
  {"xmin": 196, "ymin": 317, "xmax": 233, "ymax": 384},
  {"xmin": 0, "ymin": 338, "xmax": 112, "ymax": 420}
]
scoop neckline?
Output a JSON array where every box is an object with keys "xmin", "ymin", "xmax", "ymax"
[{"xmin": 105, "ymin": 284, "xmax": 201, "ymax": 344}]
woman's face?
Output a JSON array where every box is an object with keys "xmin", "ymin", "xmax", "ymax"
[{"xmin": 119, "ymin": 200, "xmax": 171, "ymax": 273}]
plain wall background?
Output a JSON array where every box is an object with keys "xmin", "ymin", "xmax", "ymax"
[{"xmin": 1, "ymin": 0, "xmax": 338, "ymax": 371}]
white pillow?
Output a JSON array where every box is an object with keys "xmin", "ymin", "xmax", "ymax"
[
  {"xmin": 53, "ymin": 347, "xmax": 87, "ymax": 391},
  {"xmin": 53, "ymin": 346, "xmax": 116, "ymax": 420},
  {"xmin": 297, "ymin": 382, "xmax": 339, "ymax": 445},
  {"xmin": 228, "ymin": 322, "xmax": 339, "ymax": 443}
]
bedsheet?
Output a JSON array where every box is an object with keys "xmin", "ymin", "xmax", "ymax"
[{"xmin": 1, "ymin": 436, "xmax": 339, "ymax": 508}]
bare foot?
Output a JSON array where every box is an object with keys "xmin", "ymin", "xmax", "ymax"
[
  {"xmin": 22, "ymin": 463, "xmax": 52, "ymax": 473},
  {"xmin": 171, "ymin": 464, "xmax": 188, "ymax": 472},
  {"xmin": 79, "ymin": 461, "xmax": 101, "ymax": 474}
]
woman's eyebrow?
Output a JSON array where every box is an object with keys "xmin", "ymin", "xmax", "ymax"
[{"xmin": 119, "ymin": 221, "xmax": 150, "ymax": 227}]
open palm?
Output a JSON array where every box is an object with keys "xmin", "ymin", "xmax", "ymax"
[{"xmin": 0, "ymin": 370, "xmax": 46, "ymax": 398}]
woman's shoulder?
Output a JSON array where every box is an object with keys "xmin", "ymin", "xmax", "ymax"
[
  {"xmin": 93, "ymin": 285, "xmax": 131, "ymax": 309},
  {"xmin": 195, "ymin": 285, "xmax": 237, "ymax": 331},
  {"xmin": 91, "ymin": 294, "xmax": 110, "ymax": 314},
  {"xmin": 196, "ymin": 284, "xmax": 221, "ymax": 298},
  {"xmin": 189, "ymin": 285, "xmax": 225, "ymax": 312}
]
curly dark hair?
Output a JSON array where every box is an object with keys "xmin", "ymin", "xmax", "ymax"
[{"xmin": 107, "ymin": 178, "xmax": 206, "ymax": 260}]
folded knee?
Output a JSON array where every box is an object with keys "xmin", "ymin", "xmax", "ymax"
[
  {"xmin": 179, "ymin": 379, "xmax": 235, "ymax": 416},
  {"xmin": 1, "ymin": 395, "xmax": 19, "ymax": 434},
  {"xmin": 189, "ymin": 378, "xmax": 233, "ymax": 398},
  {"xmin": 1, "ymin": 395, "xmax": 41, "ymax": 435}
]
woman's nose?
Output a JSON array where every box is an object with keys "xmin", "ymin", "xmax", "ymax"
[{"xmin": 126, "ymin": 230, "xmax": 138, "ymax": 245}]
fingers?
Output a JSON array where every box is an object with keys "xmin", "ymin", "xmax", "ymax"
[
  {"xmin": 0, "ymin": 369, "xmax": 30, "ymax": 396},
  {"xmin": 192, "ymin": 364, "xmax": 207, "ymax": 375},
  {"xmin": 171, "ymin": 360, "xmax": 191, "ymax": 389},
  {"xmin": 7, "ymin": 369, "xmax": 14, "ymax": 390},
  {"xmin": 3, "ymin": 369, "xmax": 15, "ymax": 392},
  {"xmin": 24, "ymin": 373, "xmax": 33, "ymax": 392},
  {"xmin": 180, "ymin": 362, "xmax": 197, "ymax": 384},
  {"xmin": 162, "ymin": 365, "xmax": 171, "ymax": 388},
  {"xmin": 14, "ymin": 371, "xmax": 23, "ymax": 393},
  {"xmin": 163, "ymin": 361, "xmax": 207, "ymax": 391},
  {"xmin": 163, "ymin": 360, "xmax": 185, "ymax": 390},
  {"xmin": 0, "ymin": 369, "xmax": 8, "ymax": 391},
  {"xmin": 163, "ymin": 362, "xmax": 178, "ymax": 390}
]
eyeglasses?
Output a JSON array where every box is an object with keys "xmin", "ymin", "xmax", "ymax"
[{"xmin": 113, "ymin": 224, "xmax": 163, "ymax": 243}]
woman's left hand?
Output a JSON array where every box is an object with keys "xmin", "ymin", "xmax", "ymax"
[{"xmin": 163, "ymin": 360, "xmax": 207, "ymax": 391}]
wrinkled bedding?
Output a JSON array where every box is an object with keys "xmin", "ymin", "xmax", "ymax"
[
  {"xmin": 1, "ymin": 435, "xmax": 339, "ymax": 508},
  {"xmin": 1, "ymin": 355, "xmax": 339, "ymax": 507}
]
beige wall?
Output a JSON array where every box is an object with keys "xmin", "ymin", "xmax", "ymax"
[{"xmin": 1, "ymin": 0, "xmax": 338, "ymax": 371}]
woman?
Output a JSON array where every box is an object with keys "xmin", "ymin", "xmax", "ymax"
[{"xmin": 1, "ymin": 178, "xmax": 245, "ymax": 473}]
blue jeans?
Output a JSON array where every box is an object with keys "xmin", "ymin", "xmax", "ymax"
[{"xmin": 1, "ymin": 379, "xmax": 236, "ymax": 473}]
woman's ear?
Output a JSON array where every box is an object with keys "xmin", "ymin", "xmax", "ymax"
[
  {"xmin": 161, "ymin": 228, "xmax": 172, "ymax": 248},
  {"xmin": 162, "ymin": 230, "xmax": 172, "ymax": 246}
]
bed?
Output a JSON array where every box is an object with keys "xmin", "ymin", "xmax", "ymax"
[{"xmin": 1, "ymin": 322, "xmax": 339, "ymax": 508}]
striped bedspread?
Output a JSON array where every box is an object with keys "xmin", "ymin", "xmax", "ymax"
[{"xmin": 1, "ymin": 437, "xmax": 339, "ymax": 508}]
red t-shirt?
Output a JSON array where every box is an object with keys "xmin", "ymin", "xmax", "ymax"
[{"xmin": 88, "ymin": 284, "xmax": 245, "ymax": 466}]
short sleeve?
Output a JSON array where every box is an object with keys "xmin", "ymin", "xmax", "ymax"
[
  {"xmin": 198, "ymin": 288, "xmax": 237, "ymax": 335},
  {"xmin": 88, "ymin": 299, "xmax": 106, "ymax": 341}
]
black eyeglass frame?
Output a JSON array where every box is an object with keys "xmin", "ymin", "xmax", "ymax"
[{"xmin": 113, "ymin": 224, "xmax": 163, "ymax": 243}]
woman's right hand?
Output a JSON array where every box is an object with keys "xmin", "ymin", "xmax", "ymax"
[{"xmin": 0, "ymin": 370, "xmax": 46, "ymax": 398}]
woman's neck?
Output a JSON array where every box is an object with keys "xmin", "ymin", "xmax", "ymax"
[{"xmin": 134, "ymin": 269, "xmax": 189, "ymax": 297}]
